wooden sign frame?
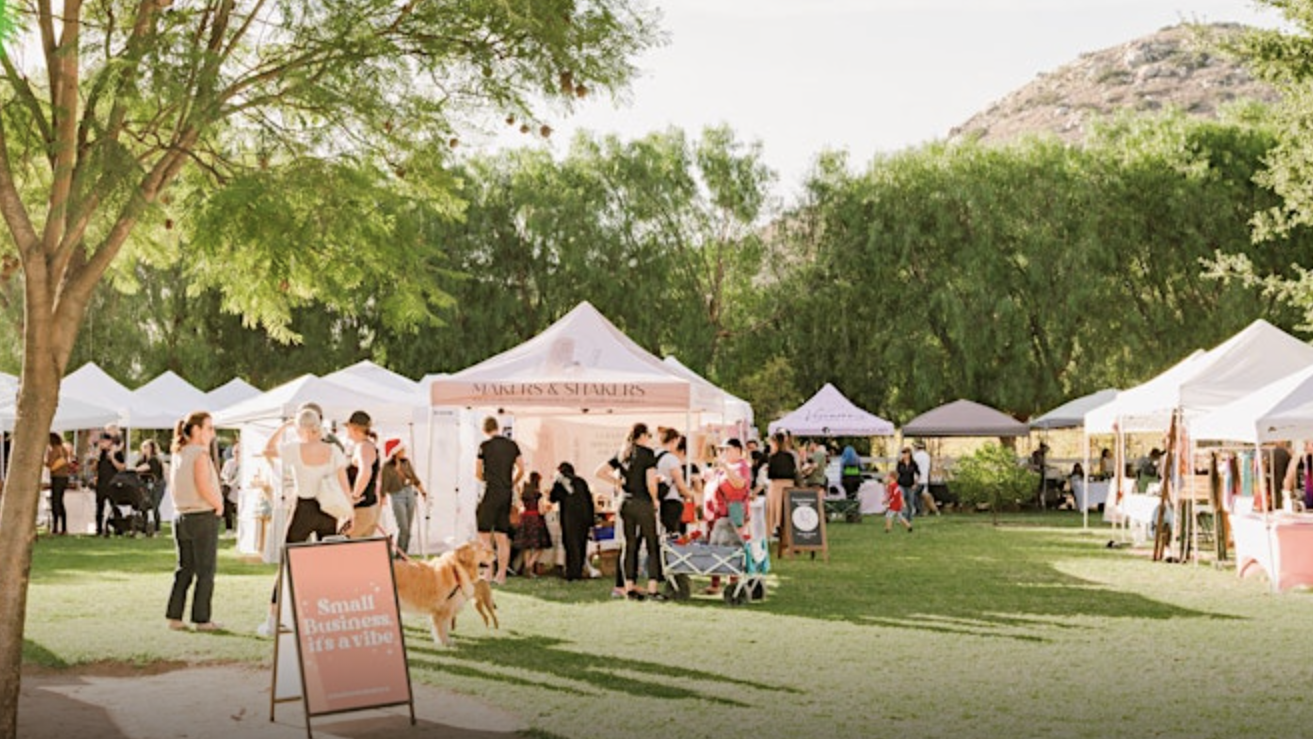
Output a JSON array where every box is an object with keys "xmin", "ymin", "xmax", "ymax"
[
  {"xmin": 270, "ymin": 536, "xmax": 415, "ymax": 738},
  {"xmin": 779, "ymin": 487, "xmax": 829, "ymax": 562}
]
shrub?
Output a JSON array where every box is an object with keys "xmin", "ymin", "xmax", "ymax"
[{"xmin": 950, "ymin": 443, "xmax": 1039, "ymax": 524}]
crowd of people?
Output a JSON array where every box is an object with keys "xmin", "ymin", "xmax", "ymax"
[{"xmin": 39, "ymin": 403, "xmax": 959, "ymax": 628}]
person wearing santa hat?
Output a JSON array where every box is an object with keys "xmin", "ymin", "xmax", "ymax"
[{"xmin": 380, "ymin": 438, "xmax": 426, "ymax": 555}]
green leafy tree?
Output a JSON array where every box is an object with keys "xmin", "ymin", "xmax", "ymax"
[
  {"xmin": 0, "ymin": 1, "xmax": 659, "ymax": 731},
  {"xmin": 373, "ymin": 126, "xmax": 775, "ymax": 384},
  {"xmin": 763, "ymin": 110, "xmax": 1306, "ymax": 422},
  {"xmin": 1209, "ymin": 10, "xmax": 1313, "ymax": 328}
]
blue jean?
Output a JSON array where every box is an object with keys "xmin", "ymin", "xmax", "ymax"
[
  {"xmin": 900, "ymin": 485, "xmax": 917, "ymax": 524},
  {"xmin": 166, "ymin": 512, "xmax": 219, "ymax": 624},
  {"xmin": 909, "ymin": 483, "xmax": 926, "ymax": 517},
  {"xmin": 390, "ymin": 486, "xmax": 417, "ymax": 554}
]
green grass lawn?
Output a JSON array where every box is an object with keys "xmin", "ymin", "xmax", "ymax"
[{"xmin": 23, "ymin": 513, "xmax": 1313, "ymax": 739}]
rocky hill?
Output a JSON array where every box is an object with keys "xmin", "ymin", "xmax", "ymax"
[{"xmin": 950, "ymin": 23, "xmax": 1279, "ymax": 145}]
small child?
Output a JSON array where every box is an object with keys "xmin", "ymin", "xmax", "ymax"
[
  {"xmin": 703, "ymin": 438, "xmax": 752, "ymax": 595},
  {"xmin": 884, "ymin": 472, "xmax": 912, "ymax": 533}
]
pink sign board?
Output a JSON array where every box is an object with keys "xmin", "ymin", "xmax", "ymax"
[{"xmin": 285, "ymin": 538, "xmax": 412, "ymax": 716}]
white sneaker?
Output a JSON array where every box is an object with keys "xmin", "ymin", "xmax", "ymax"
[{"xmin": 256, "ymin": 619, "xmax": 276, "ymax": 637}]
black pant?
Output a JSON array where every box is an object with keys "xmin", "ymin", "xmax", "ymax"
[
  {"xmin": 222, "ymin": 496, "xmax": 238, "ymax": 532},
  {"xmin": 842, "ymin": 475, "xmax": 862, "ymax": 501},
  {"xmin": 621, "ymin": 498, "xmax": 661, "ymax": 584},
  {"xmin": 286, "ymin": 497, "xmax": 339, "ymax": 543},
  {"xmin": 659, "ymin": 498, "xmax": 685, "ymax": 536},
  {"xmin": 560, "ymin": 512, "xmax": 590, "ymax": 581},
  {"xmin": 49, "ymin": 477, "xmax": 69, "ymax": 534},
  {"xmin": 166, "ymin": 512, "xmax": 219, "ymax": 624},
  {"xmin": 95, "ymin": 484, "xmax": 111, "ymax": 535}
]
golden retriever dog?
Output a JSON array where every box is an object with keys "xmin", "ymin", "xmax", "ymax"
[{"xmin": 391, "ymin": 541, "xmax": 492, "ymax": 646}]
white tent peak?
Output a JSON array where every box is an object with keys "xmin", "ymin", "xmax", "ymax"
[
  {"xmin": 1086, "ymin": 320, "xmax": 1313, "ymax": 433},
  {"xmin": 326, "ymin": 360, "xmax": 420, "ymax": 400},
  {"xmin": 131, "ymin": 370, "xmax": 210, "ymax": 428},
  {"xmin": 769, "ymin": 383, "xmax": 894, "ymax": 436},
  {"xmin": 62, "ymin": 362, "xmax": 133, "ymax": 410},
  {"xmin": 467, "ymin": 301, "xmax": 672, "ymax": 379},
  {"xmin": 431, "ymin": 301, "xmax": 717, "ymax": 412},
  {"xmin": 205, "ymin": 377, "xmax": 262, "ymax": 411},
  {"xmin": 1179, "ymin": 319, "xmax": 1313, "ymax": 412}
]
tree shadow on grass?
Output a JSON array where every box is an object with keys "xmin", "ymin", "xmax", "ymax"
[
  {"xmin": 22, "ymin": 638, "xmax": 69, "ymax": 668},
  {"xmin": 18, "ymin": 671, "xmax": 130, "ymax": 739},
  {"xmin": 403, "ymin": 631, "xmax": 798, "ymax": 705},
  {"xmin": 32, "ymin": 533, "xmax": 271, "ymax": 583}
]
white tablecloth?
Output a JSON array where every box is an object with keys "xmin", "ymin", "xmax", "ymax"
[{"xmin": 1072, "ymin": 480, "xmax": 1110, "ymax": 511}]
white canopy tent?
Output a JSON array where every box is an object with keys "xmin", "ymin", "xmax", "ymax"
[
  {"xmin": 205, "ymin": 377, "xmax": 262, "ymax": 412},
  {"xmin": 1030, "ymin": 388, "xmax": 1119, "ymax": 430},
  {"xmin": 768, "ymin": 383, "xmax": 894, "ymax": 436},
  {"xmin": 1086, "ymin": 321, "xmax": 1313, "ymax": 434},
  {"xmin": 326, "ymin": 360, "xmax": 421, "ymax": 402},
  {"xmin": 1083, "ymin": 319, "xmax": 1313, "ymax": 540},
  {"xmin": 429, "ymin": 301, "xmax": 751, "ymax": 545},
  {"xmin": 131, "ymin": 370, "xmax": 209, "ymax": 428},
  {"xmin": 61, "ymin": 362, "xmax": 133, "ymax": 421},
  {"xmin": 0, "ymin": 395, "xmax": 120, "ymax": 433},
  {"xmin": 1192, "ymin": 365, "xmax": 1313, "ymax": 444}
]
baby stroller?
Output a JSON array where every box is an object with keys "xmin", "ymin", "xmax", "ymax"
[{"xmin": 105, "ymin": 471, "xmax": 151, "ymax": 536}]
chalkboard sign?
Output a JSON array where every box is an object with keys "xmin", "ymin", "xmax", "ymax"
[{"xmin": 780, "ymin": 488, "xmax": 828, "ymax": 561}]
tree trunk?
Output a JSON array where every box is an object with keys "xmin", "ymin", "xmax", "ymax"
[{"xmin": 0, "ymin": 286, "xmax": 78, "ymax": 736}]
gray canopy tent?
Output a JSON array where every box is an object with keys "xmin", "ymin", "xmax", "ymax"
[{"xmin": 903, "ymin": 399, "xmax": 1028, "ymax": 438}]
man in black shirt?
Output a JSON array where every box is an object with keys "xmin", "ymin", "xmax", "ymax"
[
  {"xmin": 476, "ymin": 416, "xmax": 524, "ymax": 584},
  {"xmin": 94, "ymin": 433, "xmax": 126, "ymax": 536}
]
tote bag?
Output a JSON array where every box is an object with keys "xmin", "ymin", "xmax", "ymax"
[{"xmin": 317, "ymin": 472, "xmax": 353, "ymax": 522}]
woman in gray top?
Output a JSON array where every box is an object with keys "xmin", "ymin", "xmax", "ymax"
[{"xmin": 165, "ymin": 411, "xmax": 224, "ymax": 632}]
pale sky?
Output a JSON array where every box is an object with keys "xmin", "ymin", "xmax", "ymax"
[{"xmin": 491, "ymin": 0, "xmax": 1284, "ymax": 198}]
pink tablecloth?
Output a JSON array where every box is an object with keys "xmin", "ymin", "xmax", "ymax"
[{"xmin": 1231, "ymin": 512, "xmax": 1313, "ymax": 592}]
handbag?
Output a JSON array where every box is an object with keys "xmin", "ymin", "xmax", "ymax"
[
  {"xmin": 680, "ymin": 500, "xmax": 697, "ymax": 524},
  {"xmin": 316, "ymin": 473, "xmax": 353, "ymax": 522}
]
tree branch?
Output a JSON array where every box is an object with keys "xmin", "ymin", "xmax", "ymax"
[
  {"xmin": 40, "ymin": 0, "xmax": 86, "ymax": 256},
  {"xmin": 0, "ymin": 55, "xmax": 53, "ymax": 146}
]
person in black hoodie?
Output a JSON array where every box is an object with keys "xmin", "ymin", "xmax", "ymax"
[{"xmin": 550, "ymin": 462, "xmax": 595, "ymax": 581}]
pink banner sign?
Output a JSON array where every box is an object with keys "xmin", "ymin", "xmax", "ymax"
[
  {"xmin": 285, "ymin": 538, "xmax": 412, "ymax": 716},
  {"xmin": 431, "ymin": 380, "xmax": 691, "ymax": 409}
]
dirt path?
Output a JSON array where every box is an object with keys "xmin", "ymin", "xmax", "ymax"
[{"xmin": 19, "ymin": 664, "xmax": 524, "ymax": 739}]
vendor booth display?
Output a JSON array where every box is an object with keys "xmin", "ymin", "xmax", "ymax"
[
  {"xmin": 1086, "ymin": 319, "xmax": 1313, "ymax": 565},
  {"xmin": 429, "ymin": 301, "xmax": 753, "ymax": 571}
]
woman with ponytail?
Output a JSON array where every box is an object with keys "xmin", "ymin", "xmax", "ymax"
[
  {"xmin": 165, "ymin": 411, "xmax": 224, "ymax": 632},
  {"xmin": 598, "ymin": 422, "xmax": 664, "ymax": 601}
]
